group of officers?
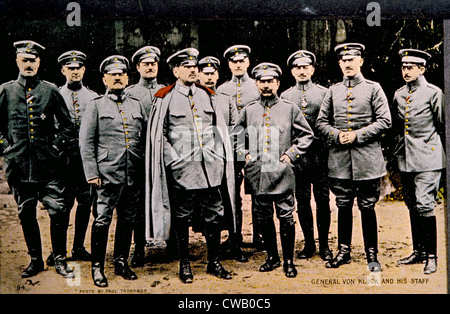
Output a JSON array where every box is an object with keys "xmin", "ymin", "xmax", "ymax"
[{"xmin": 0, "ymin": 39, "xmax": 445, "ymax": 288}]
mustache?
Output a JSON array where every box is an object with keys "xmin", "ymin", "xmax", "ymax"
[{"xmin": 25, "ymin": 67, "xmax": 34, "ymax": 71}]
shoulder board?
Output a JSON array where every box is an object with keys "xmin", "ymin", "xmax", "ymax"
[
  {"xmin": 315, "ymin": 84, "xmax": 328, "ymax": 90},
  {"xmin": 280, "ymin": 98, "xmax": 295, "ymax": 106},
  {"xmin": 394, "ymin": 85, "xmax": 406, "ymax": 94},
  {"xmin": 154, "ymin": 83, "xmax": 176, "ymax": 98},
  {"xmin": 281, "ymin": 86, "xmax": 295, "ymax": 95},
  {"xmin": 42, "ymin": 80, "xmax": 58, "ymax": 89},
  {"xmin": 365, "ymin": 79, "xmax": 377, "ymax": 85},
  {"xmin": 92, "ymin": 95, "xmax": 103, "ymax": 101},
  {"xmin": 195, "ymin": 82, "xmax": 215, "ymax": 95},
  {"xmin": 1, "ymin": 80, "xmax": 15, "ymax": 88},
  {"xmin": 246, "ymin": 100, "xmax": 259, "ymax": 107},
  {"xmin": 425, "ymin": 82, "xmax": 442, "ymax": 93}
]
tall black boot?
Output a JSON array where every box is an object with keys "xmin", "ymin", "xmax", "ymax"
[
  {"xmin": 91, "ymin": 224, "xmax": 109, "ymax": 287},
  {"xmin": 259, "ymin": 220, "xmax": 280, "ymax": 272},
  {"xmin": 422, "ymin": 216, "xmax": 437, "ymax": 274},
  {"xmin": 280, "ymin": 220, "xmax": 297, "ymax": 278},
  {"xmin": 251, "ymin": 200, "xmax": 264, "ymax": 250},
  {"xmin": 361, "ymin": 206, "xmax": 380, "ymax": 272},
  {"xmin": 175, "ymin": 223, "xmax": 193, "ymax": 283},
  {"xmin": 72, "ymin": 202, "xmax": 92, "ymax": 261},
  {"xmin": 50, "ymin": 213, "xmax": 74, "ymax": 278},
  {"xmin": 326, "ymin": 244, "xmax": 351, "ymax": 268},
  {"xmin": 114, "ymin": 220, "xmax": 137, "ymax": 280},
  {"xmin": 398, "ymin": 210, "xmax": 427, "ymax": 265},
  {"xmin": 316, "ymin": 201, "xmax": 333, "ymax": 261},
  {"xmin": 20, "ymin": 217, "xmax": 44, "ymax": 278},
  {"xmin": 297, "ymin": 204, "xmax": 316, "ymax": 259},
  {"xmin": 205, "ymin": 226, "xmax": 232, "ymax": 279}
]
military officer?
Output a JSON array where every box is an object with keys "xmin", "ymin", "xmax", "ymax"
[
  {"xmin": 0, "ymin": 40, "xmax": 76, "ymax": 278},
  {"xmin": 234, "ymin": 63, "xmax": 314, "ymax": 277},
  {"xmin": 392, "ymin": 49, "xmax": 445, "ymax": 274},
  {"xmin": 125, "ymin": 45, "xmax": 165, "ymax": 267},
  {"xmin": 145, "ymin": 48, "xmax": 236, "ymax": 283},
  {"xmin": 79, "ymin": 55, "xmax": 147, "ymax": 287},
  {"xmin": 45, "ymin": 50, "xmax": 98, "ymax": 264},
  {"xmin": 125, "ymin": 45, "xmax": 165, "ymax": 115},
  {"xmin": 316, "ymin": 43, "xmax": 391, "ymax": 271},
  {"xmin": 217, "ymin": 44, "xmax": 262, "ymax": 248},
  {"xmin": 198, "ymin": 56, "xmax": 246, "ymax": 262},
  {"xmin": 280, "ymin": 50, "xmax": 333, "ymax": 261}
]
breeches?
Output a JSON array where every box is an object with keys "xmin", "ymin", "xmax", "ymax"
[
  {"xmin": 400, "ymin": 171, "xmax": 441, "ymax": 217},
  {"xmin": 252, "ymin": 193, "xmax": 295, "ymax": 225}
]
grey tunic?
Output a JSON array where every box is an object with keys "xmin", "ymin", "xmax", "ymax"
[
  {"xmin": 234, "ymin": 96, "xmax": 314, "ymax": 195},
  {"xmin": 125, "ymin": 78, "xmax": 165, "ymax": 116},
  {"xmin": 315, "ymin": 73, "xmax": 392, "ymax": 181},
  {"xmin": 217, "ymin": 72, "xmax": 260, "ymax": 112},
  {"xmin": 392, "ymin": 75, "xmax": 445, "ymax": 172},
  {"xmin": 59, "ymin": 83, "xmax": 98, "ymax": 129},
  {"xmin": 79, "ymin": 92, "xmax": 147, "ymax": 186}
]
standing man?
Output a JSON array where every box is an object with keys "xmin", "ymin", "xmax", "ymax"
[
  {"xmin": 393, "ymin": 49, "xmax": 445, "ymax": 274},
  {"xmin": 217, "ymin": 44, "xmax": 262, "ymax": 248},
  {"xmin": 145, "ymin": 48, "xmax": 236, "ymax": 283},
  {"xmin": 0, "ymin": 40, "xmax": 75, "ymax": 278},
  {"xmin": 51, "ymin": 50, "xmax": 98, "ymax": 263},
  {"xmin": 198, "ymin": 56, "xmax": 246, "ymax": 262},
  {"xmin": 125, "ymin": 45, "xmax": 165, "ymax": 267},
  {"xmin": 281, "ymin": 50, "xmax": 333, "ymax": 261},
  {"xmin": 126, "ymin": 45, "xmax": 165, "ymax": 115},
  {"xmin": 316, "ymin": 43, "xmax": 391, "ymax": 271},
  {"xmin": 234, "ymin": 63, "xmax": 314, "ymax": 277},
  {"xmin": 80, "ymin": 55, "xmax": 147, "ymax": 287}
]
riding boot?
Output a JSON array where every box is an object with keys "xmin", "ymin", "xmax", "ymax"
[
  {"xmin": 297, "ymin": 204, "xmax": 316, "ymax": 259},
  {"xmin": 50, "ymin": 213, "xmax": 74, "ymax": 278},
  {"xmin": 317, "ymin": 201, "xmax": 332, "ymax": 261},
  {"xmin": 259, "ymin": 220, "xmax": 280, "ymax": 272},
  {"xmin": 398, "ymin": 211, "xmax": 427, "ymax": 265},
  {"xmin": 205, "ymin": 225, "xmax": 232, "ymax": 279},
  {"xmin": 72, "ymin": 202, "xmax": 92, "ymax": 261},
  {"xmin": 175, "ymin": 222, "xmax": 193, "ymax": 283},
  {"xmin": 280, "ymin": 220, "xmax": 297, "ymax": 278},
  {"xmin": 20, "ymin": 218, "xmax": 44, "ymax": 278},
  {"xmin": 422, "ymin": 216, "xmax": 437, "ymax": 274},
  {"xmin": 91, "ymin": 224, "xmax": 109, "ymax": 287}
]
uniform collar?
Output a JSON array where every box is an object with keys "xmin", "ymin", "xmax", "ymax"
[
  {"xmin": 343, "ymin": 73, "xmax": 364, "ymax": 87},
  {"xmin": 138, "ymin": 77, "xmax": 158, "ymax": 89},
  {"xmin": 406, "ymin": 75, "xmax": 426, "ymax": 92},
  {"xmin": 175, "ymin": 80, "xmax": 196, "ymax": 96},
  {"xmin": 261, "ymin": 95, "xmax": 279, "ymax": 108},
  {"xmin": 106, "ymin": 89, "xmax": 126, "ymax": 102},
  {"xmin": 17, "ymin": 74, "xmax": 39, "ymax": 89},
  {"xmin": 296, "ymin": 79, "xmax": 313, "ymax": 91},
  {"xmin": 232, "ymin": 72, "xmax": 250, "ymax": 83},
  {"xmin": 66, "ymin": 81, "xmax": 83, "ymax": 91}
]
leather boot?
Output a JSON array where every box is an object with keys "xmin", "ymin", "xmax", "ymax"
[
  {"xmin": 91, "ymin": 224, "xmax": 109, "ymax": 287},
  {"xmin": 259, "ymin": 220, "xmax": 280, "ymax": 272},
  {"xmin": 422, "ymin": 216, "xmax": 437, "ymax": 274},
  {"xmin": 54, "ymin": 254, "xmax": 75, "ymax": 278},
  {"xmin": 115, "ymin": 257, "xmax": 137, "ymax": 280},
  {"xmin": 205, "ymin": 227, "xmax": 232, "ymax": 279},
  {"xmin": 398, "ymin": 250, "xmax": 427, "ymax": 265},
  {"xmin": 230, "ymin": 232, "xmax": 248, "ymax": 262},
  {"xmin": 22, "ymin": 247, "xmax": 45, "ymax": 278},
  {"xmin": 92, "ymin": 262, "xmax": 108, "ymax": 287},
  {"xmin": 176, "ymin": 223, "xmax": 193, "ymax": 283},
  {"xmin": 72, "ymin": 202, "xmax": 92, "ymax": 261},
  {"xmin": 326, "ymin": 244, "xmax": 351, "ymax": 268},
  {"xmin": 130, "ymin": 244, "xmax": 145, "ymax": 267},
  {"xmin": 297, "ymin": 201, "xmax": 316, "ymax": 259},
  {"xmin": 398, "ymin": 211, "xmax": 427, "ymax": 265},
  {"xmin": 366, "ymin": 247, "xmax": 381, "ymax": 272},
  {"xmin": 280, "ymin": 220, "xmax": 297, "ymax": 278}
]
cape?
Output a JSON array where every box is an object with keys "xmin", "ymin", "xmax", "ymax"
[{"xmin": 144, "ymin": 82, "xmax": 235, "ymax": 241}]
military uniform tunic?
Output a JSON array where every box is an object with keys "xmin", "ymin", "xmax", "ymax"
[
  {"xmin": 79, "ymin": 92, "xmax": 147, "ymax": 187},
  {"xmin": 217, "ymin": 73, "xmax": 260, "ymax": 112},
  {"xmin": 235, "ymin": 96, "xmax": 314, "ymax": 196},
  {"xmin": 125, "ymin": 78, "xmax": 165, "ymax": 116},
  {"xmin": 315, "ymin": 73, "xmax": 391, "ymax": 181},
  {"xmin": 163, "ymin": 82, "xmax": 225, "ymax": 190},
  {"xmin": 0, "ymin": 75, "xmax": 74, "ymax": 184},
  {"xmin": 392, "ymin": 75, "xmax": 445, "ymax": 173}
]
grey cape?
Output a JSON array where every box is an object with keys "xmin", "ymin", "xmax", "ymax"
[{"xmin": 144, "ymin": 82, "xmax": 236, "ymax": 241}]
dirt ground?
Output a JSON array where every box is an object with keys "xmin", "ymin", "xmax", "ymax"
[{"xmin": 0, "ymin": 165, "xmax": 448, "ymax": 295}]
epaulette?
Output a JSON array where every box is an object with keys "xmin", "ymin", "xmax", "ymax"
[
  {"xmin": 154, "ymin": 83, "xmax": 176, "ymax": 98},
  {"xmin": 281, "ymin": 86, "xmax": 294, "ymax": 95},
  {"xmin": 394, "ymin": 85, "xmax": 406, "ymax": 94},
  {"xmin": 316, "ymin": 84, "xmax": 328, "ymax": 91},
  {"xmin": 425, "ymin": 82, "xmax": 442, "ymax": 93},
  {"xmin": 1, "ymin": 80, "xmax": 15, "ymax": 88},
  {"xmin": 195, "ymin": 82, "xmax": 215, "ymax": 95},
  {"xmin": 43, "ymin": 80, "xmax": 58, "ymax": 89}
]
